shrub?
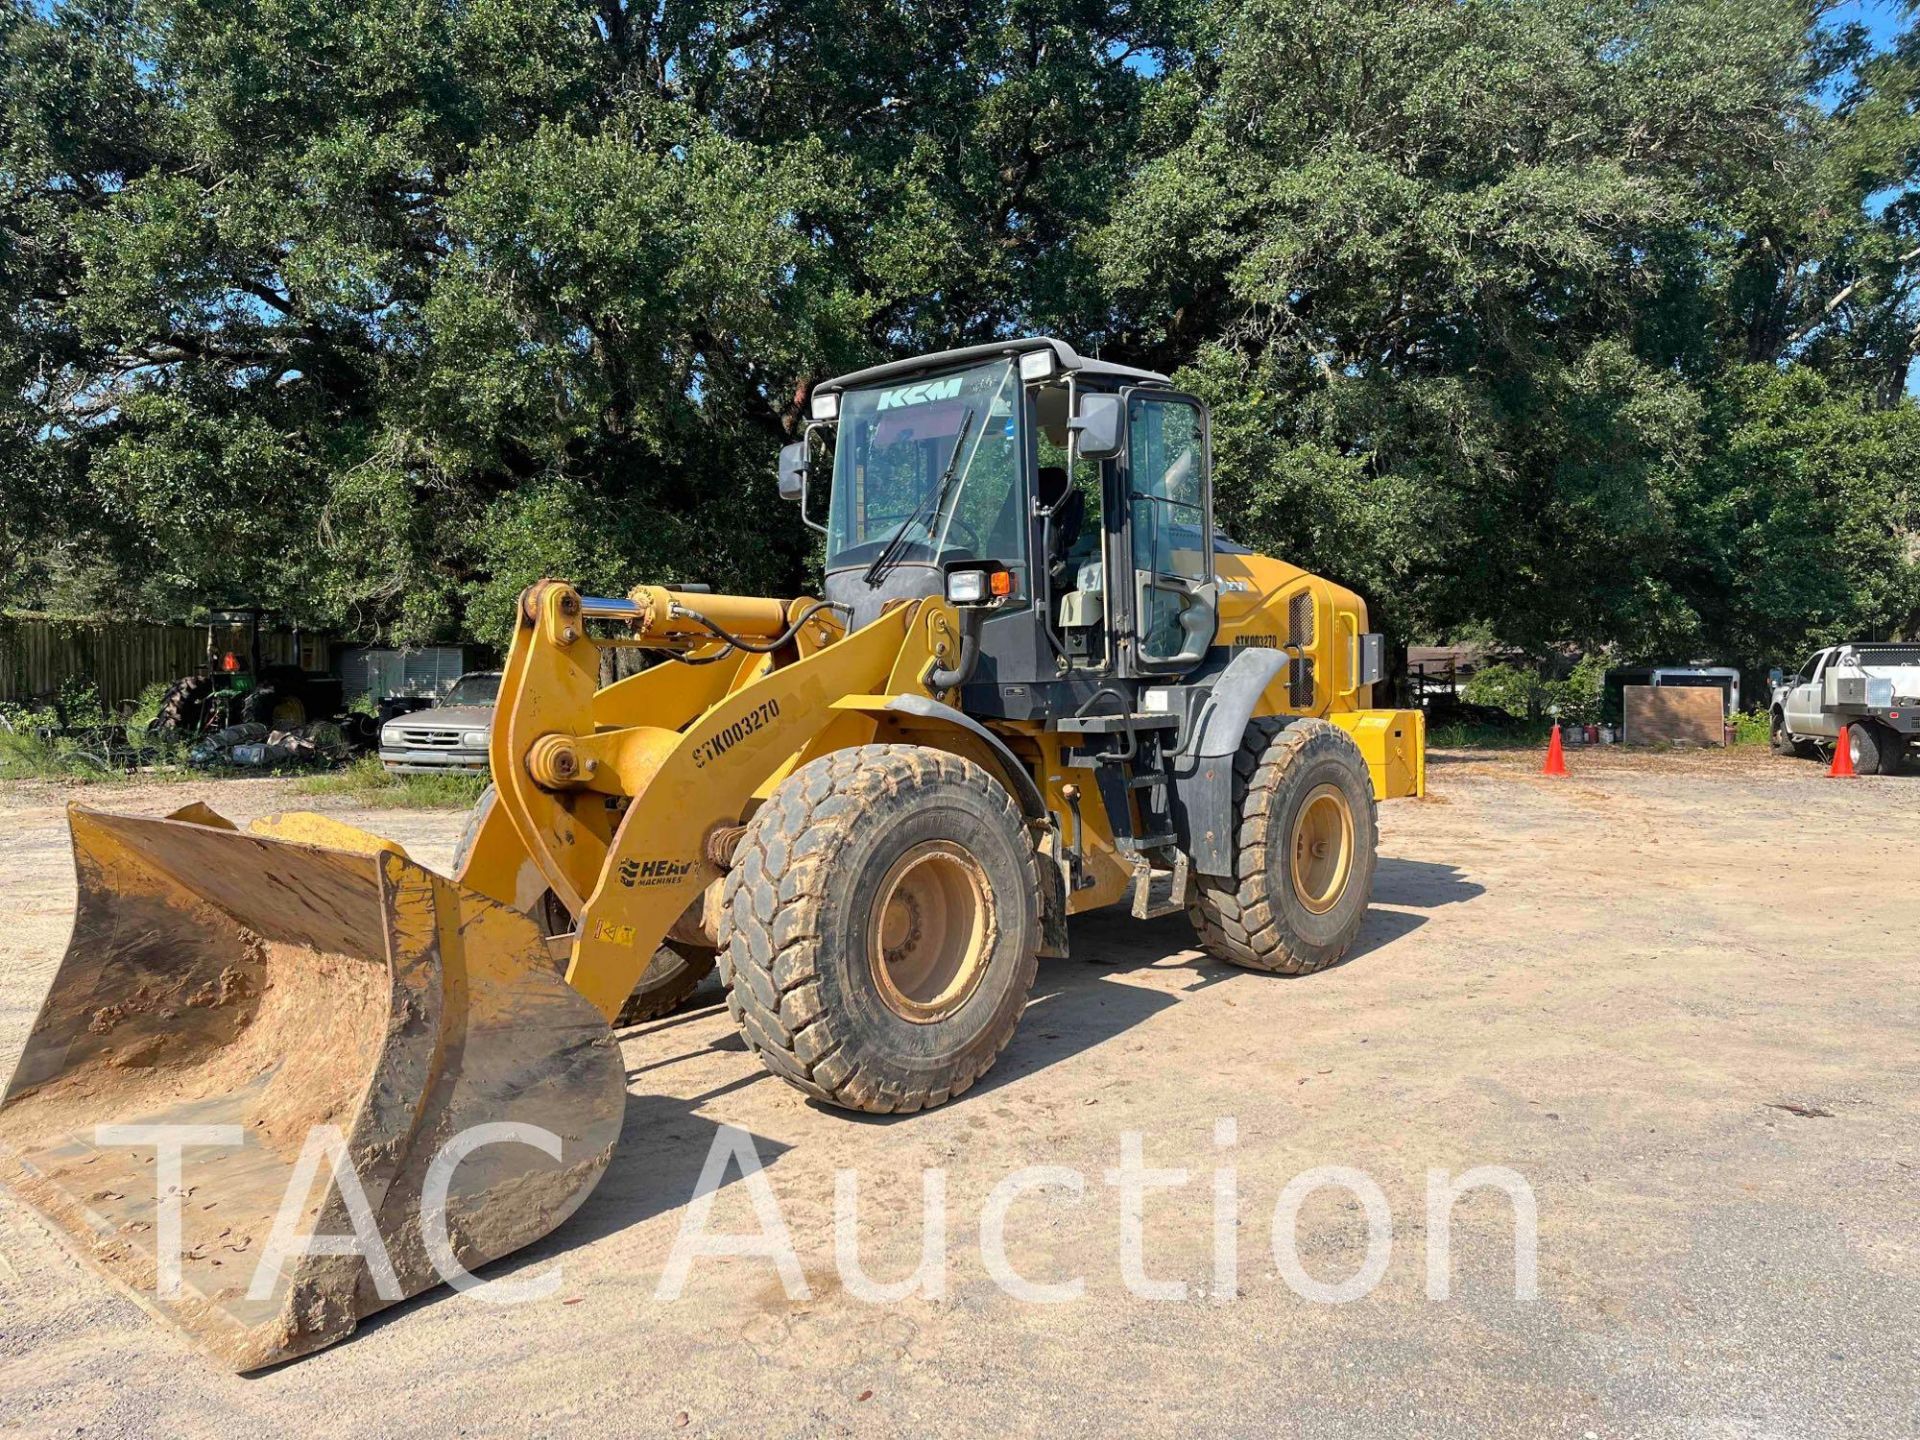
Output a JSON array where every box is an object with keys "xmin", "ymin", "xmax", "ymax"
[{"xmin": 1462, "ymin": 654, "xmax": 1607, "ymax": 725}]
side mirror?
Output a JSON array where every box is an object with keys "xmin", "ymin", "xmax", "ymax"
[
  {"xmin": 1069, "ymin": 394, "xmax": 1124, "ymax": 461},
  {"xmin": 1767, "ymin": 666, "xmax": 1784, "ymax": 688},
  {"xmin": 777, "ymin": 441, "xmax": 808, "ymax": 502}
]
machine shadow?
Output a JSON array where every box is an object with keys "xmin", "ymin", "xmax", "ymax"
[
  {"xmin": 349, "ymin": 1087, "xmax": 791, "ymax": 1346},
  {"xmin": 414, "ymin": 849, "xmax": 1467, "ymax": 1295},
  {"xmin": 1373, "ymin": 857, "xmax": 1483, "ymax": 908}
]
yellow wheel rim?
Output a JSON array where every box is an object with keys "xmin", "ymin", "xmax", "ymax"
[
  {"xmin": 1289, "ymin": 783, "xmax": 1355, "ymax": 916},
  {"xmin": 868, "ymin": 840, "xmax": 992, "ymax": 1024}
]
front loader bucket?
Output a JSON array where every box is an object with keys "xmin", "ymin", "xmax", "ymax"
[{"xmin": 0, "ymin": 806, "xmax": 625, "ymax": 1371}]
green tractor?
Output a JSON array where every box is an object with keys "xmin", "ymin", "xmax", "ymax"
[{"xmin": 148, "ymin": 608, "xmax": 346, "ymax": 738}]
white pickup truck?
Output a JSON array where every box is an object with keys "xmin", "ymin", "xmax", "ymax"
[{"xmin": 1769, "ymin": 643, "xmax": 1920, "ymax": 774}]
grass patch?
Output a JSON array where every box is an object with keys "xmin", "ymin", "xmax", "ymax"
[
  {"xmin": 292, "ymin": 754, "xmax": 488, "ymax": 809},
  {"xmin": 1427, "ymin": 720, "xmax": 1552, "ymax": 750},
  {"xmin": 0, "ymin": 730, "xmax": 107, "ymax": 780},
  {"xmin": 0, "ymin": 727, "xmax": 192, "ymax": 782}
]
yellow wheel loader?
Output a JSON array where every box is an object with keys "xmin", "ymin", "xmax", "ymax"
[{"xmin": 0, "ymin": 338, "xmax": 1423, "ymax": 1369}]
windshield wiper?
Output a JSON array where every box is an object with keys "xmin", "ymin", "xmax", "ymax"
[{"xmin": 862, "ymin": 408, "xmax": 976, "ymax": 589}]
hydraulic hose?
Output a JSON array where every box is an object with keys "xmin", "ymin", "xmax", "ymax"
[
  {"xmin": 665, "ymin": 599, "xmax": 850, "ymax": 659},
  {"xmin": 928, "ymin": 607, "xmax": 984, "ymax": 691}
]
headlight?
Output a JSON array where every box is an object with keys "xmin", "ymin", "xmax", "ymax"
[
  {"xmin": 1018, "ymin": 348, "xmax": 1056, "ymax": 382},
  {"xmin": 461, "ymin": 731, "xmax": 489, "ymax": 749},
  {"xmin": 946, "ymin": 566, "xmax": 1013, "ymax": 606},
  {"xmin": 947, "ymin": 570, "xmax": 987, "ymax": 604}
]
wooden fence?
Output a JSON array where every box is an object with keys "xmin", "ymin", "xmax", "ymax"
[{"xmin": 0, "ymin": 615, "xmax": 310, "ymax": 711}]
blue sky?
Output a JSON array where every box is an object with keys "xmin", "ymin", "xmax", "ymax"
[
  {"xmin": 1827, "ymin": 2, "xmax": 1918, "ymax": 391},
  {"xmin": 1829, "ymin": 0, "xmax": 1909, "ymax": 48}
]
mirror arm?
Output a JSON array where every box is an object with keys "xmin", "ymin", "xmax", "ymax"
[
  {"xmin": 1031, "ymin": 370, "xmax": 1084, "ymax": 666},
  {"xmin": 782, "ymin": 426, "xmax": 830, "ymax": 534}
]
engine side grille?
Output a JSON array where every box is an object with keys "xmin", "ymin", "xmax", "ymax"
[
  {"xmin": 1287, "ymin": 590, "xmax": 1316, "ymax": 648},
  {"xmin": 1290, "ymin": 657, "xmax": 1316, "ymax": 710}
]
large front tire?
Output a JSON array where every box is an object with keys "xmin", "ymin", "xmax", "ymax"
[
  {"xmin": 719, "ymin": 745, "xmax": 1041, "ymax": 1114},
  {"xmin": 1188, "ymin": 717, "xmax": 1379, "ymax": 975},
  {"xmin": 615, "ymin": 945, "xmax": 718, "ymax": 1025}
]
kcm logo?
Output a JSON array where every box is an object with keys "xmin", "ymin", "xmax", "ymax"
[{"xmin": 876, "ymin": 376, "xmax": 963, "ymax": 411}]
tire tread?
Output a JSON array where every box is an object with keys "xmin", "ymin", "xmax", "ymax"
[
  {"xmin": 1187, "ymin": 717, "xmax": 1378, "ymax": 975},
  {"xmin": 719, "ymin": 745, "xmax": 1040, "ymax": 1114}
]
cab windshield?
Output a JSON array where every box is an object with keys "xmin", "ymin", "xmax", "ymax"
[
  {"xmin": 443, "ymin": 673, "xmax": 500, "ymax": 706},
  {"xmin": 825, "ymin": 358, "xmax": 1025, "ymax": 581}
]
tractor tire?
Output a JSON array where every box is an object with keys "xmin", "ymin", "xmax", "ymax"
[
  {"xmin": 1187, "ymin": 717, "xmax": 1379, "ymax": 975},
  {"xmin": 244, "ymin": 685, "xmax": 308, "ymax": 729},
  {"xmin": 718, "ymin": 745, "xmax": 1041, "ymax": 1114},
  {"xmin": 452, "ymin": 784, "xmax": 714, "ymax": 1021},
  {"xmin": 151, "ymin": 675, "xmax": 213, "ymax": 737}
]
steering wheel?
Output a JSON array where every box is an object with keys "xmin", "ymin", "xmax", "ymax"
[
  {"xmin": 939, "ymin": 515, "xmax": 984, "ymax": 553},
  {"xmin": 858, "ymin": 512, "xmax": 984, "ymax": 556}
]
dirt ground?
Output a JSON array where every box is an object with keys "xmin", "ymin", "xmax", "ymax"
[{"xmin": 0, "ymin": 747, "xmax": 1916, "ymax": 1438}]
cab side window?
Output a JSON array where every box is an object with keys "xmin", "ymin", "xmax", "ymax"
[{"xmin": 1125, "ymin": 395, "xmax": 1212, "ymax": 665}]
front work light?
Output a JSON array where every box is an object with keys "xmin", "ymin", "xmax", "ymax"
[
  {"xmin": 1018, "ymin": 349, "xmax": 1057, "ymax": 382},
  {"xmin": 810, "ymin": 390, "xmax": 840, "ymax": 422},
  {"xmin": 946, "ymin": 570, "xmax": 987, "ymax": 604},
  {"xmin": 946, "ymin": 565, "xmax": 1014, "ymax": 606}
]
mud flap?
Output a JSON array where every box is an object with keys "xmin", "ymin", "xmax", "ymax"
[{"xmin": 0, "ymin": 806, "xmax": 625, "ymax": 1372}]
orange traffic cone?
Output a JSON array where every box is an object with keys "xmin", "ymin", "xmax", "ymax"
[
  {"xmin": 1543, "ymin": 722, "xmax": 1569, "ymax": 777},
  {"xmin": 1828, "ymin": 725, "xmax": 1856, "ymax": 778}
]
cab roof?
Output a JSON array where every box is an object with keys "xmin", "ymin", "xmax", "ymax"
[{"xmin": 815, "ymin": 337, "xmax": 1170, "ymax": 397}]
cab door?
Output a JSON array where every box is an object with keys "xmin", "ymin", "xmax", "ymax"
[
  {"xmin": 1118, "ymin": 389, "xmax": 1217, "ymax": 675},
  {"xmin": 1785, "ymin": 651, "xmax": 1831, "ymax": 736}
]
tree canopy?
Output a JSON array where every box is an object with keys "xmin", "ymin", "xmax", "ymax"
[{"xmin": 3, "ymin": 0, "xmax": 1917, "ymax": 667}]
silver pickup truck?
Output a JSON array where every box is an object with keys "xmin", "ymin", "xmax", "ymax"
[
  {"xmin": 377, "ymin": 670, "xmax": 499, "ymax": 774},
  {"xmin": 1769, "ymin": 644, "xmax": 1920, "ymax": 774}
]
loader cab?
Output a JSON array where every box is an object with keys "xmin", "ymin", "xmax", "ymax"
[{"xmin": 795, "ymin": 338, "xmax": 1219, "ymax": 720}]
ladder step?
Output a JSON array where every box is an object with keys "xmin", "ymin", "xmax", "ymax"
[{"xmin": 1129, "ymin": 850, "xmax": 1191, "ymax": 920}]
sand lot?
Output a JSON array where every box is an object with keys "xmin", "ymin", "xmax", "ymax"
[{"xmin": 0, "ymin": 747, "xmax": 1915, "ymax": 1438}]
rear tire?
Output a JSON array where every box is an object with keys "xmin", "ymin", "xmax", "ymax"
[
  {"xmin": 1188, "ymin": 717, "xmax": 1379, "ymax": 975},
  {"xmin": 151, "ymin": 675, "xmax": 212, "ymax": 737},
  {"xmin": 719, "ymin": 745, "xmax": 1041, "ymax": 1114},
  {"xmin": 1848, "ymin": 722, "xmax": 1895, "ymax": 776}
]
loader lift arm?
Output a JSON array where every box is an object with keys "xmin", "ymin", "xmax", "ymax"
[{"xmin": 464, "ymin": 579, "xmax": 990, "ymax": 1020}]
